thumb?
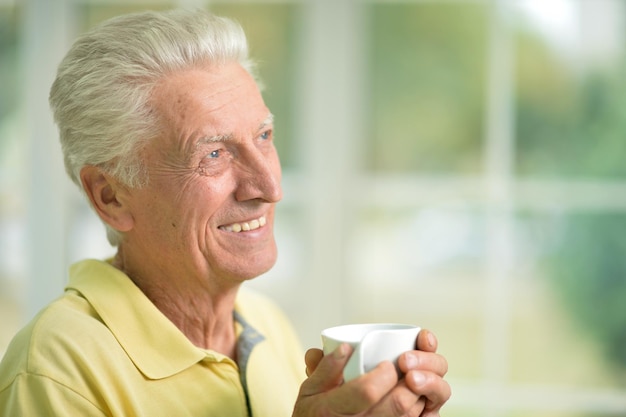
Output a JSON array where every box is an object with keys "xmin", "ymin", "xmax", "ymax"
[
  {"xmin": 299, "ymin": 343, "xmax": 353, "ymax": 396},
  {"xmin": 305, "ymin": 348, "xmax": 324, "ymax": 376},
  {"xmin": 416, "ymin": 329, "xmax": 438, "ymax": 353}
]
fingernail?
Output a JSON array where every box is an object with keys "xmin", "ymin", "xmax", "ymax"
[
  {"xmin": 427, "ymin": 332, "xmax": 436, "ymax": 348},
  {"xmin": 333, "ymin": 343, "xmax": 349, "ymax": 359}
]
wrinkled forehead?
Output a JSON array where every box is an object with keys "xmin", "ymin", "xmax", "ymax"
[
  {"xmin": 152, "ymin": 63, "xmax": 269, "ymax": 124},
  {"xmin": 147, "ymin": 63, "xmax": 271, "ymax": 150},
  {"xmin": 152, "ymin": 63, "xmax": 261, "ymax": 117}
]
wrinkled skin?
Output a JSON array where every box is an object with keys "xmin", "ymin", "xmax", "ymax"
[{"xmin": 293, "ymin": 329, "xmax": 451, "ymax": 417}]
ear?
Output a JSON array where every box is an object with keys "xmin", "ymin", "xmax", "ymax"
[{"xmin": 80, "ymin": 165, "xmax": 134, "ymax": 233}]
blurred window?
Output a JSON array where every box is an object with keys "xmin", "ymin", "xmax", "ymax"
[
  {"xmin": 515, "ymin": 0, "xmax": 626, "ymax": 179},
  {"xmin": 0, "ymin": 1, "xmax": 25, "ymax": 351},
  {"xmin": 366, "ymin": 2, "xmax": 488, "ymax": 174},
  {"xmin": 351, "ymin": 1, "xmax": 626, "ymax": 416}
]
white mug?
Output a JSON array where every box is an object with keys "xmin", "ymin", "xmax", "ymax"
[{"xmin": 321, "ymin": 323, "xmax": 421, "ymax": 382}]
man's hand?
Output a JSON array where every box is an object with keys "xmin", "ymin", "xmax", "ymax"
[{"xmin": 293, "ymin": 329, "xmax": 451, "ymax": 417}]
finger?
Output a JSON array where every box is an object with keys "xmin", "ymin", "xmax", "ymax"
[
  {"xmin": 328, "ymin": 360, "xmax": 399, "ymax": 415},
  {"xmin": 405, "ymin": 397, "xmax": 427, "ymax": 417},
  {"xmin": 363, "ymin": 379, "xmax": 423, "ymax": 417},
  {"xmin": 405, "ymin": 370, "xmax": 452, "ymax": 412},
  {"xmin": 298, "ymin": 343, "xmax": 352, "ymax": 396},
  {"xmin": 415, "ymin": 329, "xmax": 438, "ymax": 352},
  {"xmin": 304, "ymin": 348, "xmax": 324, "ymax": 377},
  {"xmin": 397, "ymin": 351, "xmax": 448, "ymax": 377}
]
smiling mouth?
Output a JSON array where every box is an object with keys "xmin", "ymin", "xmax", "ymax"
[{"xmin": 219, "ymin": 216, "xmax": 267, "ymax": 233}]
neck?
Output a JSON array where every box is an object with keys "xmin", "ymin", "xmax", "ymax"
[{"xmin": 112, "ymin": 249, "xmax": 240, "ymax": 358}]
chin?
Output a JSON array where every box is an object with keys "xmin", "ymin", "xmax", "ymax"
[
  {"xmin": 231, "ymin": 247, "xmax": 278, "ymax": 282},
  {"xmin": 246, "ymin": 257, "xmax": 278, "ymax": 281}
]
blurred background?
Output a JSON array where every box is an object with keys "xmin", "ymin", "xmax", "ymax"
[{"xmin": 2, "ymin": 0, "xmax": 626, "ymax": 415}]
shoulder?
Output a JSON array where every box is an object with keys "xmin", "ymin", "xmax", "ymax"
[{"xmin": 0, "ymin": 290, "xmax": 110, "ymax": 390}]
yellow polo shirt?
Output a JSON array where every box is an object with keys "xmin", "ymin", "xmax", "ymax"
[{"xmin": 0, "ymin": 259, "xmax": 305, "ymax": 416}]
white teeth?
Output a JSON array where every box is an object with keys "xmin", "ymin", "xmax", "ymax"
[{"xmin": 221, "ymin": 216, "xmax": 266, "ymax": 233}]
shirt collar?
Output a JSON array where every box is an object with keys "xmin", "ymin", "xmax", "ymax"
[{"xmin": 66, "ymin": 259, "xmax": 216, "ymax": 380}]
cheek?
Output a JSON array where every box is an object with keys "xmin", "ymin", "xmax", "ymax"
[
  {"xmin": 191, "ymin": 178, "xmax": 236, "ymax": 223},
  {"xmin": 135, "ymin": 184, "xmax": 193, "ymax": 232},
  {"xmin": 169, "ymin": 174, "xmax": 229, "ymax": 212}
]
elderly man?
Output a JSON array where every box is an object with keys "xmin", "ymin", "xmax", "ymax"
[{"xmin": 0, "ymin": 9, "xmax": 450, "ymax": 417}]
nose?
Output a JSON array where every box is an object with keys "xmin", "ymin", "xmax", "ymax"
[{"xmin": 234, "ymin": 148, "xmax": 282, "ymax": 203}]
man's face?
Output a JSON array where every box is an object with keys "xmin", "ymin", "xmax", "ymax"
[{"xmin": 123, "ymin": 62, "xmax": 282, "ymax": 286}]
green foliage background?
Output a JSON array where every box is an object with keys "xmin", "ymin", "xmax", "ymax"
[
  {"xmin": 515, "ymin": 23, "xmax": 626, "ymax": 372},
  {"xmin": 549, "ymin": 213, "xmax": 626, "ymax": 371}
]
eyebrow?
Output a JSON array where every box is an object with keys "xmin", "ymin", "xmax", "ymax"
[
  {"xmin": 259, "ymin": 113, "xmax": 274, "ymax": 130},
  {"xmin": 196, "ymin": 113, "xmax": 274, "ymax": 147},
  {"xmin": 196, "ymin": 133, "xmax": 233, "ymax": 146}
]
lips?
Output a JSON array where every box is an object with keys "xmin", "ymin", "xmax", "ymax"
[{"xmin": 219, "ymin": 215, "xmax": 267, "ymax": 233}]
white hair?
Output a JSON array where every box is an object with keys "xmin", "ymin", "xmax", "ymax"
[{"xmin": 49, "ymin": 9, "xmax": 257, "ymax": 246}]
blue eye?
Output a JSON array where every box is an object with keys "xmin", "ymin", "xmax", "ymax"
[
  {"xmin": 209, "ymin": 150, "xmax": 220, "ymax": 158},
  {"xmin": 260, "ymin": 131, "xmax": 270, "ymax": 140}
]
